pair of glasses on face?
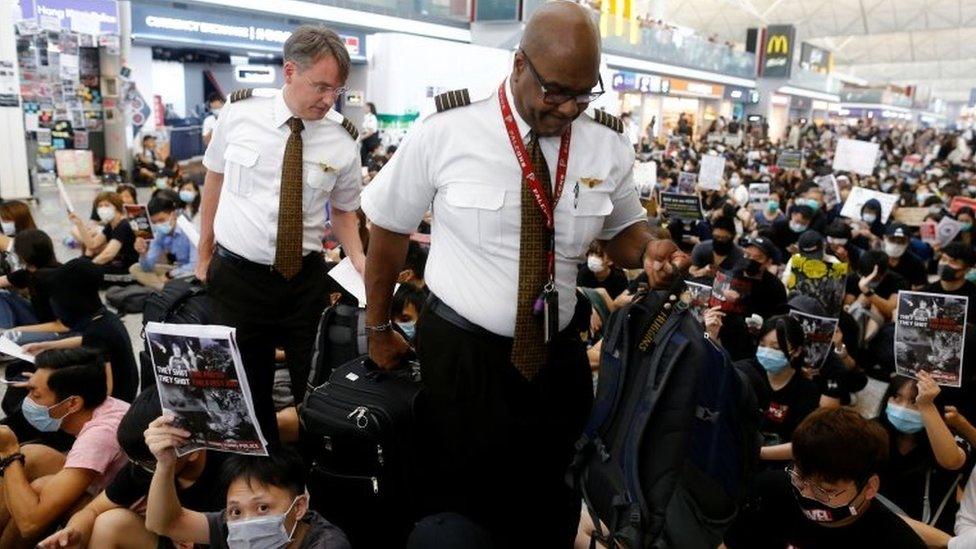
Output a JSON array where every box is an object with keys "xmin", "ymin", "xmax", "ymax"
[
  {"xmin": 785, "ymin": 464, "xmax": 858, "ymax": 505},
  {"xmin": 300, "ymin": 72, "xmax": 348, "ymax": 98},
  {"xmin": 520, "ymin": 49, "xmax": 604, "ymax": 106}
]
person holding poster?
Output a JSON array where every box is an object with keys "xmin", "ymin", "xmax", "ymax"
[
  {"xmin": 846, "ymin": 250, "xmax": 908, "ymax": 327},
  {"xmin": 884, "ymin": 224, "xmax": 928, "ymax": 290},
  {"xmin": 689, "ymin": 216, "xmax": 742, "ymax": 281},
  {"xmin": 924, "ymin": 243, "xmax": 976, "ymax": 324},
  {"xmin": 851, "ymin": 198, "xmax": 885, "ymax": 252}
]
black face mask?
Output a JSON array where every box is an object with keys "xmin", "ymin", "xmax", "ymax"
[
  {"xmin": 744, "ymin": 258, "xmax": 763, "ymax": 277},
  {"xmin": 940, "ymin": 264, "xmax": 961, "ymax": 282},
  {"xmin": 713, "ymin": 239, "xmax": 733, "ymax": 256},
  {"xmin": 790, "ymin": 483, "xmax": 867, "ymax": 525}
]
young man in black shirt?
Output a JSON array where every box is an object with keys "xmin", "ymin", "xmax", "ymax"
[
  {"xmin": 884, "ymin": 223, "xmax": 928, "ymax": 290},
  {"xmin": 845, "ymin": 250, "xmax": 909, "ymax": 325},
  {"xmin": 925, "ymin": 242, "xmax": 976, "ymax": 324},
  {"xmin": 725, "ymin": 407, "xmax": 927, "ymax": 549},
  {"xmin": 576, "ymin": 242, "xmax": 628, "ymax": 299},
  {"xmin": 38, "ymin": 387, "xmax": 226, "ymax": 549}
]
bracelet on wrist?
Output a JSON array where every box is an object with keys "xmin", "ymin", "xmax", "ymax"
[{"xmin": 0, "ymin": 453, "xmax": 25, "ymax": 477}]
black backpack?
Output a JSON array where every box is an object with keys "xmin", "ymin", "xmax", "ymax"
[
  {"xmin": 105, "ymin": 285, "xmax": 155, "ymax": 315},
  {"xmin": 306, "ymin": 303, "xmax": 367, "ymax": 390},
  {"xmin": 571, "ymin": 285, "xmax": 761, "ymax": 549},
  {"xmin": 139, "ymin": 277, "xmax": 213, "ymax": 390},
  {"xmin": 300, "ymin": 356, "xmax": 423, "ymax": 548}
]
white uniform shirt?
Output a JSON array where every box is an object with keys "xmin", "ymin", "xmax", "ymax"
[
  {"xmin": 203, "ymin": 87, "xmax": 362, "ymax": 265},
  {"xmin": 361, "ymin": 79, "xmax": 646, "ymax": 337}
]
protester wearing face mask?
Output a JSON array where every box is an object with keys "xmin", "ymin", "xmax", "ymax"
[
  {"xmin": 69, "ymin": 192, "xmax": 139, "ymax": 283},
  {"xmin": 689, "ymin": 215, "xmax": 742, "ymax": 281},
  {"xmin": 130, "ymin": 196, "xmax": 197, "ymax": 291},
  {"xmin": 794, "ymin": 183, "xmax": 828, "ymax": 233},
  {"xmin": 391, "ymin": 284, "xmax": 425, "ymax": 343},
  {"xmin": 0, "ymin": 348, "xmax": 130, "ymax": 548},
  {"xmin": 852, "ymin": 199, "xmax": 885, "ymax": 251},
  {"xmin": 954, "ymin": 207, "xmax": 975, "ymax": 248},
  {"xmin": 740, "ymin": 235, "xmax": 787, "ymax": 310},
  {"xmin": 724, "ymin": 408, "xmax": 927, "ymax": 548},
  {"xmin": 144, "ymin": 434, "xmax": 350, "ymax": 549},
  {"xmin": 884, "ymin": 223, "xmax": 928, "ymax": 290},
  {"xmin": 178, "ymin": 181, "xmax": 201, "ymax": 221},
  {"xmin": 202, "ymin": 92, "xmax": 225, "ymax": 148},
  {"xmin": 824, "ymin": 219, "xmax": 859, "ymax": 265},
  {"xmin": 924, "ymin": 243, "xmax": 976, "ymax": 324},
  {"xmin": 875, "ymin": 374, "xmax": 967, "ymax": 533},
  {"xmin": 0, "ymin": 200, "xmax": 37, "ymax": 274},
  {"xmin": 576, "ymin": 242, "xmax": 628, "ymax": 299},
  {"xmin": 772, "ymin": 204, "xmax": 814, "ymax": 258},
  {"xmin": 754, "ymin": 191, "xmax": 785, "ymax": 229},
  {"xmin": 845, "ymin": 250, "xmax": 907, "ymax": 326}
]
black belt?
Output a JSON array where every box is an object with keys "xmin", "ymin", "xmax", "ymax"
[
  {"xmin": 425, "ymin": 292, "xmax": 583, "ymax": 342},
  {"xmin": 215, "ymin": 244, "xmax": 318, "ymax": 274}
]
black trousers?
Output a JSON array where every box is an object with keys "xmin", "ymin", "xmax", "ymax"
[
  {"xmin": 415, "ymin": 308, "xmax": 593, "ymax": 548},
  {"xmin": 207, "ymin": 251, "xmax": 328, "ymax": 443}
]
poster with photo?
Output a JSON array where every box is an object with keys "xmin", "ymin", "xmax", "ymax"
[
  {"xmin": 815, "ymin": 174, "xmax": 840, "ymax": 208},
  {"xmin": 708, "ymin": 270, "xmax": 754, "ymax": 315},
  {"xmin": 146, "ymin": 323, "xmax": 268, "ymax": 456},
  {"xmin": 124, "ymin": 204, "xmax": 153, "ymax": 240},
  {"xmin": 895, "ymin": 291, "xmax": 968, "ymax": 387},
  {"xmin": 677, "ymin": 171, "xmax": 698, "ymax": 194},
  {"xmin": 684, "ymin": 281, "xmax": 712, "ymax": 323},
  {"xmin": 789, "ymin": 310, "xmax": 839, "ymax": 371},
  {"xmin": 785, "ymin": 256, "xmax": 849, "ymax": 318}
]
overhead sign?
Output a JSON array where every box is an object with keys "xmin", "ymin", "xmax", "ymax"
[
  {"xmin": 130, "ymin": 3, "xmax": 367, "ymax": 60},
  {"xmin": 235, "ymin": 65, "xmax": 276, "ymax": 84},
  {"xmin": 612, "ymin": 71, "xmax": 663, "ymax": 94},
  {"xmin": 17, "ymin": 0, "xmax": 119, "ymax": 35},
  {"xmin": 800, "ymin": 42, "xmax": 833, "ymax": 74},
  {"xmin": 762, "ymin": 24, "xmax": 795, "ymax": 78}
]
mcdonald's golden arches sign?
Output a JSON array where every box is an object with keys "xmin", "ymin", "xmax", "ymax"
[{"xmin": 762, "ymin": 25, "xmax": 795, "ymax": 78}]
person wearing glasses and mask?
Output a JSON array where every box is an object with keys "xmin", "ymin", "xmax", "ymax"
[
  {"xmin": 194, "ymin": 25, "xmax": 366, "ymax": 443},
  {"xmin": 361, "ymin": 3, "xmax": 688, "ymax": 546},
  {"xmin": 724, "ymin": 407, "xmax": 927, "ymax": 548}
]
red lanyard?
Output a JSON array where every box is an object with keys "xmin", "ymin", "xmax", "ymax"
[{"xmin": 498, "ymin": 81, "xmax": 572, "ymax": 281}]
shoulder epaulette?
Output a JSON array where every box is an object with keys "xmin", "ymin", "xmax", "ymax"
[
  {"xmin": 339, "ymin": 116, "xmax": 359, "ymax": 140},
  {"xmin": 434, "ymin": 89, "xmax": 471, "ymax": 113},
  {"xmin": 228, "ymin": 88, "xmax": 254, "ymax": 103},
  {"xmin": 590, "ymin": 109, "xmax": 624, "ymax": 134}
]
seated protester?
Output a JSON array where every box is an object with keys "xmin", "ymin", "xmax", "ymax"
[
  {"xmin": 143, "ymin": 426, "xmax": 351, "ymax": 549},
  {"xmin": 177, "ymin": 180, "xmax": 201, "ymax": 221},
  {"xmin": 724, "ymin": 408, "xmax": 927, "ymax": 549},
  {"xmin": 69, "ymin": 191, "xmax": 139, "ymax": 284},
  {"xmin": 0, "ymin": 230, "xmax": 61, "ymax": 332},
  {"xmin": 399, "ymin": 240, "xmax": 428, "ymax": 290},
  {"xmin": 130, "ymin": 195, "xmax": 197, "ymax": 291},
  {"xmin": 754, "ymin": 191, "xmax": 786, "ymax": 229},
  {"xmin": 771, "ymin": 204, "xmax": 814, "ymax": 260},
  {"xmin": 577, "ymin": 241, "xmax": 628, "ymax": 298},
  {"xmin": 38, "ymin": 386, "xmax": 226, "ymax": 549},
  {"xmin": 876, "ymin": 374, "xmax": 967, "ymax": 533},
  {"xmin": 0, "ymin": 200, "xmax": 38, "ymax": 274},
  {"xmin": 0, "ymin": 348, "xmax": 130, "ymax": 547},
  {"xmin": 115, "ymin": 184, "xmax": 138, "ymax": 207},
  {"xmin": 825, "ymin": 218, "xmax": 861, "ymax": 266},
  {"xmin": 133, "ymin": 134, "xmax": 164, "ymax": 187},
  {"xmin": 954, "ymin": 206, "xmax": 975, "ymax": 248},
  {"xmin": 392, "ymin": 284, "xmax": 426, "ymax": 344},
  {"xmin": 851, "ymin": 198, "xmax": 886, "ymax": 252},
  {"xmin": 884, "ymin": 223, "xmax": 928, "ymax": 290},
  {"xmin": 740, "ymin": 235, "xmax": 788, "ymax": 316},
  {"xmin": 794, "ymin": 182, "xmax": 829, "ymax": 233},
  {"xmin": 742, "ymin": 315, "xmax": 820, "ymax": 463},
  {"xmin": 845, "ymin": 249, "xmax": 908, "ymax": 328},
  {"xmin": 926, "ymin": 242, "xmax": 976, "ymax": 324},
  {"xmin": 25, "ymin": 258, "xmax": 138, "ymax": 402},
  {"xmin": 781, "ymin": 230, "xmax": 843, "ymax": 287},
  {"xmin": 688, "ymin": 215, "xmax": 742, "ymax": 282}
]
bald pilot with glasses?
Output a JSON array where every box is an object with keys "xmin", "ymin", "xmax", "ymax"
[{"xmin": 361, "ymin": 2, "xmax": 689, "ymax": 546}]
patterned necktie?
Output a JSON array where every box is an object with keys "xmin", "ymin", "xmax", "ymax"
[
  {"xmin": 511, "ymin": 133, "xmax": 551, "ymax": 380},
  {"xmin": 275, "ymin": 116, "xmax": 304, "ymax": 279}
]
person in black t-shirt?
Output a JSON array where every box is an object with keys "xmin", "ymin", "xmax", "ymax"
[
  {"xmin": 845, "ymin": 250, "xmax": 908, "ymax": 329},
  {"xmin": 0, "ymin": 230, "xmax": 62, "ymax": 336},
  {"xmin": 884, "ymin": 223, "xmax": 928, "ymax": 290},
  {"xmin": 69, "ymin": 191, "xmax": 138, "ymax": 283},
  {"xmin": 576, "ymin": 241, "xmax": 628, "ymax": 299},
  {"xmin": 724, "ymin": 408, "xmax": 928, "ymax": 549},
  {"xmin": 38, "ymin": 386, "xmax": 227, "ymax": 549},
  {"xmin": 926, "ymin": 242, "xmax": 976, "ymax": 324},
  {"xmin": 688, "ymin": 215, "xmax": 743, "ymax": 282}
]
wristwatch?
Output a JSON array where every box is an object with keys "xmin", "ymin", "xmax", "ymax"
[{"xmin": 0, "ymin": 453, "xmax": 25, "ymax": 476}]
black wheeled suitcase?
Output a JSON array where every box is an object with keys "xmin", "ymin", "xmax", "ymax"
[{"xmin": 301, "ymin": 355, "xmax": 423, "ymax": 548}]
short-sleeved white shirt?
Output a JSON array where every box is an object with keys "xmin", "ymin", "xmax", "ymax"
[
  {"xmin": 203, "ymin": 87, "xmax": 362, "ymax": 265},
  {"xmin": 361, "ymin": 79, "xmax": 646, "ymax": 337}
]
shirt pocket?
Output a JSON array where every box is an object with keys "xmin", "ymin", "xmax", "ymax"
[
  {"xmin": 567, "ymin": 190, "xmax": 613, "ymax": 258},
  {"xmin": 303, "ymin": 160, "xmax": 339, "ymax": 211},
  {"xmin": 224, "ymin": 144, "xmax": 260, "ymax": 197},
  {"xmin": 443, "ymin": 182, "xmax": 506, "ymax": 253}
]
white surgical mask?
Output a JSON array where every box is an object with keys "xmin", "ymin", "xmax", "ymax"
[
  {"xmin": 97, "ymin": 206, "xmax": 117, "ymax": 224},
  {"xmin": 226, "ymin": 495, "xmax": 303, "ymax": 549},
  {"xmin": 0, "ymin": 220, "xmax": 15, "ymax": 237},
  {"xmin": 862, "ymin": 213, "xmax": 878, "ymax": 224},
  {"xmin": 826, "ymin": 237, "xmax": 848, "ymax": 246},
  {"xmin": 884, "ymin": 241, "xmax": 908, "ymax": 258},
  {"xmin": 587, "ymin": 256, "xmax": 606, "ymax": 273}
]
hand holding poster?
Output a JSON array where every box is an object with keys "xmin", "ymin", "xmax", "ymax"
[
  {"xmin": 789, "ymin": 310, "xmax": 839, "ymax": 371},
  {"xmin": 839, "ymin": 186, "xmax": 899, "ymax": 223},
  {"xmin": 936, "ymin": 217, "xmax": 963, "ymax": 247},
  {"xmin": 815, "ymin": 174, "xmax": 840, "ymax": 208},
  {"xmin": 146, "ymin": 323, "xmax": 268, "ymax": 456},
  {"xmin": 55, "ymin": 178, "xmax": 75, "ymax": 214},
  {"xmin": 677, "ymin": 172, "xmax": 698, "ymax": 194},
  {"xmin": 660, "ymin": 192, "xmax": 703, "ymax": 221},
  {"xmin": 832, "ymin": 138, "xmax": 881, "ymax": 175},
  {"xmin": 698, "ymin": 154, "xmax": 725, "ymax": 191},
  {"xmin": 684, "ymin": 282, "xmax": 712, "ymax": 323},
  {"xmin": 708, "ymin": 270, "xmax": 754, "ymax": 315},
  {"xmin": 777, "ymin": 150, "xmax": 804, "ymax": 170},
  {"xmin": 895, "ymin": 291, "xmax": 968, "ymax": 387}
]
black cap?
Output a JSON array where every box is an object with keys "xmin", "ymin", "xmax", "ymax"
[
  {"xmin": 797, "ymin": 230, "xmax": 825, "ymax": 255},
  {"xmin": 885, "ymin": 223, "xmax": 910, "ymax": 239},
  {"xmin": 745, "ymin": 236, "xmax": 780, "ymax": 264}
]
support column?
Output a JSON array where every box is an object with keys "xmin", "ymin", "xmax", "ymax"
[{"xmin": 0, "ymin": 0, "xmax": 32, "ymax": 198}]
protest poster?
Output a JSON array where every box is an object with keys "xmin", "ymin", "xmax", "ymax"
[
  {"xmin": 55, "ymin": 178, "xmax": 75, "ymax": 214},
  {"xmin": 660, "ymin": 192, "xmax": 703, "ymax": 221},
  {"xmin": 684, "ymin": 281, "xmax": 712, "ymax": 323},
  {"xmin": 708, "ymin": 270, "xmax": 754, "ymax": 315},
  {"xmin": 777, "ymin": 149, "xmax": 804, "ymax": 170},
  {"xmin": 900, "ymin": 154, "xmax": 923, "ymax": 175},
  {"xmin": 146, "ymin": 323, "xmax": 268, "ymax": 456},
  {"xmin": 949, "ymin": 196, "xmax": 976, "ymax": 215},
  {"xmin": 749, "ymin": 183, "xmax": 770, "ymax": 212},
  {"xmin": 698, "ymin": 154, "xmax": 725, "ymax": 191},
  {"xmin": 633, "ymin": 161, "xmax": 656, "ymax": 200},
  {"xmin": 815, "ymin": 174, "xmax": 840, "ymax": 208},
  {"xmin": 53, "ymin": 149, "xmax": 93, "ymax": 181},
  {"xmin": 895, "ymin": 291, "xmax": 968, "ymax": 387},
  {"xmin": 839, "ymin": 186, "xmax": 899, "ymax": 223},
  {"xmin": 892, "ymin": 207, "xmax": 929, "ymax": 227},
  {"xmin": 920, "ymin": 220, "xmax": 938, "ymax": 245},
  {"xmin": 936, "ymin": 217, "xmax": 963, "ymax": 247},
  {"xmin": 785, "ymin": 255, "xmax": 849, "ymax": 318},
  {"xmin": 124, "ymin": 204, "xmax": 153, "ymax": 240},
  {"xmin": 677, "ymin": 171, "xmax": 698, "ymax": 194},
  {"xmin": 789, "ymin": 310, "xmax": 839, "ymax": 371},
  {"xmin": 832, "ymin": 138, "xmax": 881, "ymax": 175}
]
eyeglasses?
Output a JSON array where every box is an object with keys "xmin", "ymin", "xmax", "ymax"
[
  {"xmin": 520, "ymin": 49, "xmax": 604, "ymax": 106},
  {"xmin": 300, "ymin": 72, "xmax": 348, "ymax": 98},
  {"xmin": 785, "ymin": 464, "xmax": 858, "ymax": 505}
]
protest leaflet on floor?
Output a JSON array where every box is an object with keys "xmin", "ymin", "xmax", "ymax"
[
  {"xmin": 146, "ymin": 322, "xmax": 268, "ymax": 456},
  {"xmin": 895, "ymin": 291, "xmax": 968, "ymax": 387},
  {"xmin": 789, "ymin": 310, "xmax": 838, "ymax": 371}
]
